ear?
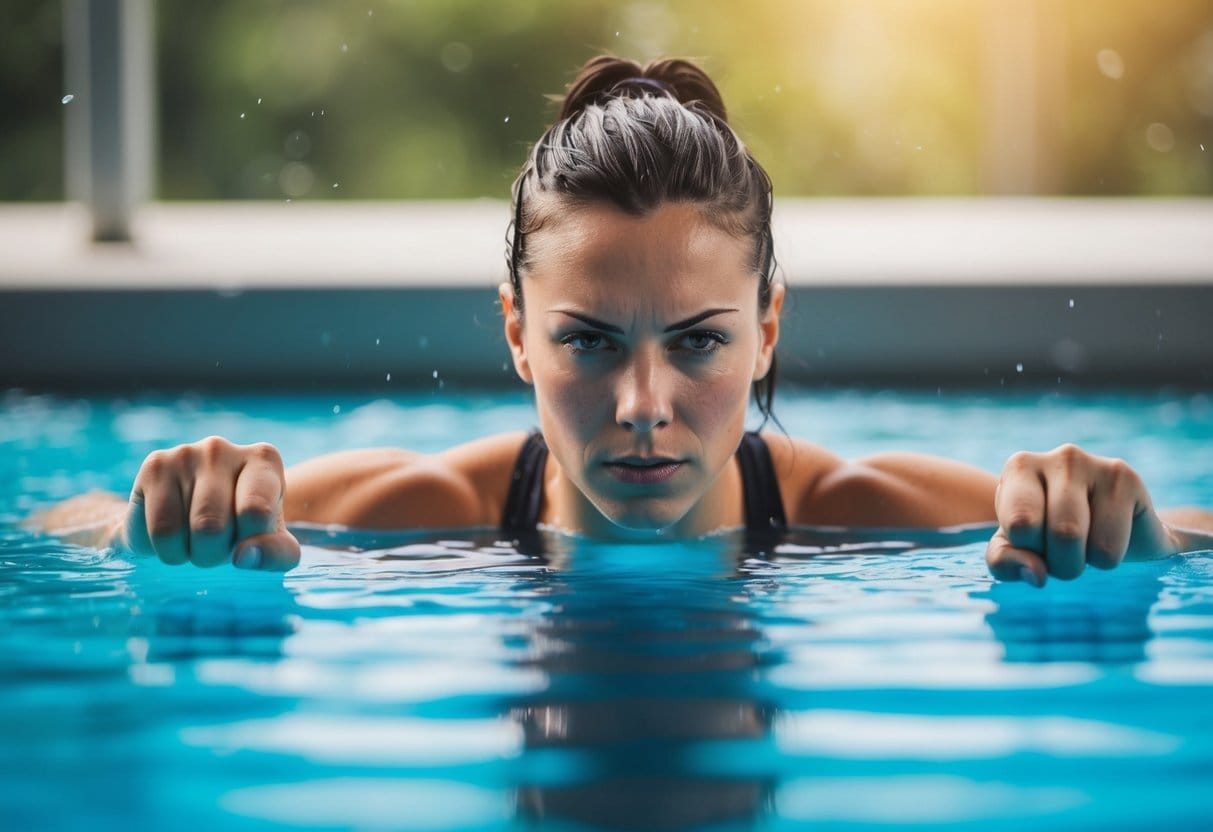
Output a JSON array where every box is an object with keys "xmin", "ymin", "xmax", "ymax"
[
  {"xmin": 754, "ymin": 282, "xmax": 784, "ymax": 381},
  {"xmin": 499, "ymin": 282, "xmax": 533, "ymax": 385}
]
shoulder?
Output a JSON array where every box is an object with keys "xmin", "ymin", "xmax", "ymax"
[
  {"xmin": 760, "ymin": 433, "xmax": 998, "ymax": 527},
  {"xmin": 289, "ymin": 432, "xmax": 531, "ymax": 530}
]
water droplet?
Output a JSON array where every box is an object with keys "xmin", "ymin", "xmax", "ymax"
[
  {"xmin": 385, "ymin": 372, "xmax": 391, "ymax": 381},
  {"xmin": 375, "ymin": 337, "xmax": 380, "ymax": 345},
  {"xmin": 60, "ymin": 94, "xmax": 74, "ymax": 104},
  {"xmin": 367, "ymin": 8, "xmax": 373, "ymax": 16},
  {"xmin": 332, "ymin": 404, "xmax": 341, "ymax": 414},
  {"xmin": 341, "ymin": 43, "xmax": 349, "ymax": 53},
  {"xmin": 1202, "ymin": 144, "xmax": 1207, "ymax": 152},
  {"xmin": 615, "ymin": 31, "xmax": 620, "ymax": 37},
  {"xmin": 320, "ymin": 109, "xmax": 325, "ymax": 116},
  {"xmin": 239, "ymin": 112, "xmax": 246, "ymax": 119},
  {"xmin": 774, "ymin": 85, "xmax": 782, "ymax": 94},
  {"xmin": 1016, "ymin": 363, "xmax": 1024, "ymax": 373},
  {"xmin": 1068, "ymin": 298, "xmax": 1075, "ymax": 309},
  {"xmin": 257, "ymin": 97, "xmax": 262, "ymax": 104},
  {"xmin": 332, "ymin": 182, "xmax": 339, "ymax": 189},
  {"xmin": 432, "ymin": 370, "xmax": 439, "ymax": 379},
  {"xmin": 504, "ymin": 115, "xmax": 510, "ymax": 123}
]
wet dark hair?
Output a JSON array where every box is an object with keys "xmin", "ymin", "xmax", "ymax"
[{"xmin": 506, "ymin": 55, "xmax": 781, "ymax": 424}]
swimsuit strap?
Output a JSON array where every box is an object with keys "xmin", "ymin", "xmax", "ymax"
[
  {"xmin": 501, "ymin": 431, "xmax": 548, "ymax": 531},
  {"xmin": 500, "ymin": 430, "xmax": 787, "ymax": 533},
  {"xmin": 736, "ymin": 431, "xmax": 788, "ymax": 532}
]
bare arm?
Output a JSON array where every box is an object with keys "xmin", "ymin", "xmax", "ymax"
[
  {"xmin": 22, "ymin": 491, "xmax": 128, "ymax": 549},
  {"xmin": 1159, "ymin": 507, "xmax": 1213, "ymax": 550},
  {"xmin": 24, "ymin": 433, "xmax": 522, "ymax": 570},
  {"xmin": 793, "ymin": 450, "xmax": 999, "ymax": 528}
]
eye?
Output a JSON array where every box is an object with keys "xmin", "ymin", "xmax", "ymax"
[
  {"xmin": 676, "ymin": 330, "xmax": 728, "ymax": 354},
  {"xmin": 560, "ymin": 331, "xmax": 613, "ymax": 354}
]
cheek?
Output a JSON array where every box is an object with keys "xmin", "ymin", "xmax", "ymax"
[
  {"xmin": 529, "ymin": 351, "xmax": 609, "ymax": 439},
  {"xmin": 680, "ymin": 365, "xmax": 751, "ymax": 438}
]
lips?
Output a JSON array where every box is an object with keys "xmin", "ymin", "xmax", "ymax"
[{"xmin": 604, "ymin": 456, "xmax": 684, "ymax": 485}]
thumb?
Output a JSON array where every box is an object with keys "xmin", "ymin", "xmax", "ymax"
[
  {"xmin": 232, "ymin": 531, "xmax": 301, "ymax": 572},
  {"xmin": 986, "ymin": 528, "xmax": 1047, "ymax": 588}
]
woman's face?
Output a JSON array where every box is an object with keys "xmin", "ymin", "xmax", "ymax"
[{"xmin": 500, "ymin": 201, "xmax": 783, "ymax": 538}]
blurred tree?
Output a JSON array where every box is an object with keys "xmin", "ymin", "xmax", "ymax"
[
  {"xmin": 0, "ymin": 1, "xmax": 64, "ymax": 200},
  {"xmin": 2, "ymin": 0, "xmax": 1211, "ymax": 200}
]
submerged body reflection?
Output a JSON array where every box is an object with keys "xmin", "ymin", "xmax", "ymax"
[{"xmin": 508, "ymin": 533, "xmax": 779, "ymax": 831}]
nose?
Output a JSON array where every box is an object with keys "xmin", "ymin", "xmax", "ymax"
[{"xmin": 615, "ymin": 351, "xmax": 672, "ymax": 433}]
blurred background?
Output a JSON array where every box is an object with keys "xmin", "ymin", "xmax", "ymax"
[{"xmin": 4, "ymin": 0, "xmax": 1212, "ymax": 203}]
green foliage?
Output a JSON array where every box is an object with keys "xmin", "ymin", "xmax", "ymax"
[{"xmin": 2, "ymin": 0, "xmax": 1211, "ymax": 200}]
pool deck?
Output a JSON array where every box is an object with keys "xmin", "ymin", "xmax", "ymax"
[{"xmin": 2, "ymin": 198, "xmax": 1211, "ymax": 389}]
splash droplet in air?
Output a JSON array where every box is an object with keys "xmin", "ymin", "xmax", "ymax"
[
  {"xmin": 1016, "ymin": 363, "xmax": 1024, "ymax": 373},
  {"xmin": 61, "ymin": 94, "xmax": 74, "ymax": 104},
  {"xmin": 1068, "ymin": 298, "xmax": 1075, "ymax": 309},
  {"xmin": 332, "ymin": 405, "xmax": 341, "ymax": 415}
]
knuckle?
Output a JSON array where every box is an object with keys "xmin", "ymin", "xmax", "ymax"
[
  {"xmin": 239, "ymin": 496, "xmax": 276, "ymax": 522},
  {"xmin": 190, "ymin": 513, "xmax": 228, "ymax": 536},
  {"xmin": 1050, "ymin": 520, "xmax": 1085, "ymax": 542},
  {"xmin": 1052, "ymin": 443, "xmax": 1084, "ymax": 469},
  {"xmin": 1103, "ymin": 458, "xmax": 1140, "ymax": 491},
  {"xmin": 1003, "ymin": 451, "xmax": 1035, "ymax": 473},
  {"xmin": 1004, "ymin": 511, "xmax": 1037, "ymax": 533},
  {"xmin": 246, "ymin": 442, "xmax": 283, "ymax": 465},
  {"xmin": 196, "ymin": 435, "xmax": 230, "ymax": 462},
  {"xmin": 140, "ymin": 450, "xmax": 170, "ymax": 477}
]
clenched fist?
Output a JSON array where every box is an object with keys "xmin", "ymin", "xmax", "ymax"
[{"xmin": 124, "ymin": 436, "xmax": 300, "ymax": 571}]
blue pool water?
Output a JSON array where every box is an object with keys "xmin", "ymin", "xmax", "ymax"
[{"xmin": 2, "ymin": 388, "xmax": 1212, "ymax": 831}]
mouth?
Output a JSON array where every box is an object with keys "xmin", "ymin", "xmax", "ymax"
[{"xmin": 603, "ymin": 456, "xmax": 685, "ymax": 485}]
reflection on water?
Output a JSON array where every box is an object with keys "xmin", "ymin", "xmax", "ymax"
[
  {"xmin": 506, "ymin": 535, "xmax": 778, "ymax": 830},
  {"xmin": 2, "ymin": 525, "xmax": 1212, "ymax": 831}
]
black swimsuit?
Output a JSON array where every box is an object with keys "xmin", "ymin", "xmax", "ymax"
[{"xmin": 500, "ymin": 431, "xmax": 787, "ymax": 533}]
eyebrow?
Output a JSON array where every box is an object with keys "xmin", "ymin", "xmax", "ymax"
[{"xmin": 552, "ymin": 308, "xmax": 739, "ymax": 334}]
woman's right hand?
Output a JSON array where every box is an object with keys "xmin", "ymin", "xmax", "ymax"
[{"xmin": 123, "ymin": 436, "xmax": 300, "ymax": 571}]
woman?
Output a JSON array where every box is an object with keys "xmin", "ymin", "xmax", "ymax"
[{"xmin": 30, "ymin": 55, "xmax": 1213, "ymax": 583}]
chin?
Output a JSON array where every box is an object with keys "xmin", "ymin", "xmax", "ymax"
[{"xmin": 595, "ymin": 496, "xmax": 690, "ymax": 536}]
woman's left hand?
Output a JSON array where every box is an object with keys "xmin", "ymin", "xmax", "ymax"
[{"xmin": 986, "ymin": 444, "xmax": 1181, "ymax": 586}]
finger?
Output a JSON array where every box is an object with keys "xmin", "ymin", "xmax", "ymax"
[
  {"xmin": 143, "ymin": 472, "xmax": 190, "ymax": 566},
  {"xmin": 1044, "ymin": 478, "xmax": 1090, "ymax": 580},
  {"xmin": 233, "ymin": 443, "xmax": 286, "ymax": 542},
  {"xmin": 232, "ymin": 531, "xmax": 301, "ymax": 572},
  {"xmin": 986, "ymin": 529, "xmax": 1047, "ymax": 587},
  {"xmin": 995, "ymin": 453, "xmax": 1046, "ymax": 553},
  {"xmin": 1086, "ymin": 465, "xmax": 1135, "ymax": 570},
  {"xmin": 123, "ymin": 489, "xmax": 154, "ymax": 556},
  {"xmin": 187, "ymin": 471, "xmax": 236, "ymax": 569}
]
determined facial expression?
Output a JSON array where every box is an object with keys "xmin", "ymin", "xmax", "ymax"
[{"xmin": 501, "ymin": 201, "xmax": 783, "ymax": 539}]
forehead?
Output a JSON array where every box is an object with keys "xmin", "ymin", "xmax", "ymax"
[{"xmin": 524, "ymin": 201, "xmax": 756, "ymax": 315}]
